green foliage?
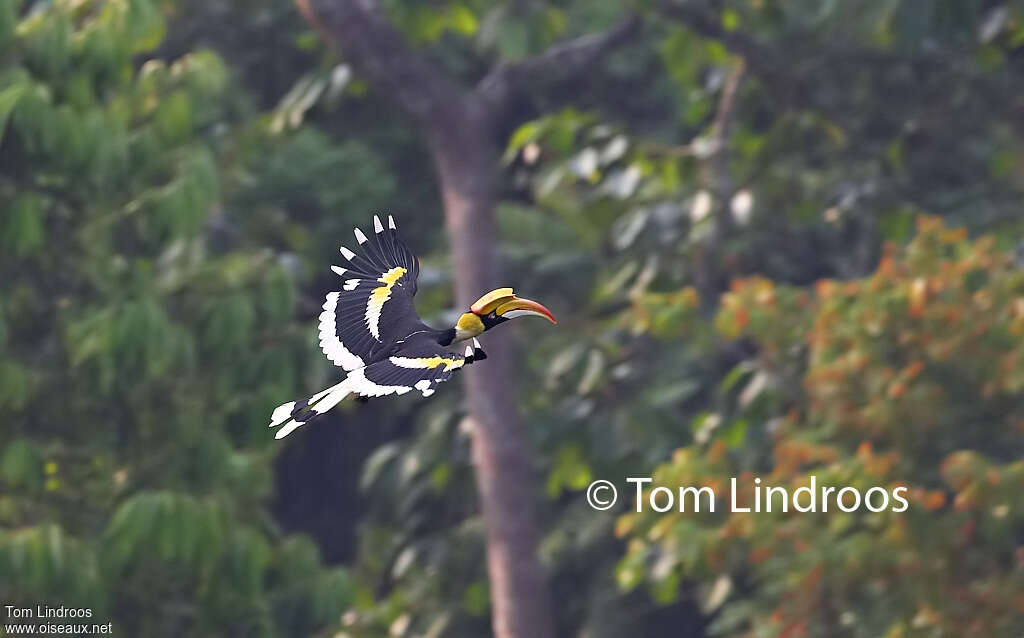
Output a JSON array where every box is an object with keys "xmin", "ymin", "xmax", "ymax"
[
  {"xmin": 6, "ymin": 0, "xmax": 1024, "ymax": 637},
  {"xmin": 1, "ymin": 1, "xmax": 350, "ymax": 635}
]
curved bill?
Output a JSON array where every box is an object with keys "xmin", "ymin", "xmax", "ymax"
[
  {"xmin": 470, "ymin": 288, "xmax": 515, "ymax": 315},
  {"xmin": 495, "ymin": 296, "xmax": 557, "ymax": 324}
]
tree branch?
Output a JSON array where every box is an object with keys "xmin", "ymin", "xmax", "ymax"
[
  {"xmin": 656, "ymin": 1, "xmax": 778, "ymax": 76},
  {"xmin": 705, "ymin": 58, "xmax": 745, "ymax": 209},
  {"xmin": 658, "ymin": 0, "xmax": 1022, "ymax": 126},
  {"xmin": 475, "ymin": 13, "xmax": 641, "ymax": 125},
  {"xmin": 694, "ymin": 59, "xmax": 745, "ymax": 314},
  {"xmin": 297, "ymin": 0, "xmax": 468, "ymax": 127}
]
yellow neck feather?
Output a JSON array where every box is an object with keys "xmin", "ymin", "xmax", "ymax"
[{"xmin": 454, "ymin": 313, "xmax": 485, "ymax": 342}]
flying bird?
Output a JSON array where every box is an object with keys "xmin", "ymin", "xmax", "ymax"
[{"xmin": 269, "ymin": 215, "xmax": 557, "ymax": 439}]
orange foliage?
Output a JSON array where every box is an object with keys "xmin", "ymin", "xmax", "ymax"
[{"xmin": 618, "ymin": 219, "xmax": 1024, "ymax": 636}]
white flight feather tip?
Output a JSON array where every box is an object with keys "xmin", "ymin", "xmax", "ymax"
[
  {"xmin": 270, "ymin": 402, "xmax": 295, "ymax": 427},
  {"xmin": 275, "ymin": 420, "xmax": 303, "ymax": 439}
]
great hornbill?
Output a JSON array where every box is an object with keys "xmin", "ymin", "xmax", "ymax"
[{"xmin": 269, "ymin": 215, "xmax": 557, "ymax": 439}]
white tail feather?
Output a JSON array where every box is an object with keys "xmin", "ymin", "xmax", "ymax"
[
  {"xmin": 269, "ymin": 380, "xmax": 353, "ymax": 439},
  {"xmin": 274, "ymin": 420, "xmax": 305, "ymax": 440}
]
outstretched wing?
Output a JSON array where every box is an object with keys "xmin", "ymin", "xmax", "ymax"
[
  {"xmin": 269, "ymin": 338, "xmax": 485, "ymax": 439},
  {"xmin": 319, "ymin": 215, "xmax": 423, "ymax": 371},
  {"xmin": 345, "ymin": 336, "xmax": 476, "ymax": 398}
]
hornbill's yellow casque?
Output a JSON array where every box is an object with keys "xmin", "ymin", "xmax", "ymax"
[{"xmin": 269, "ymin": 215, "xmax": 557, "ymax": 439}]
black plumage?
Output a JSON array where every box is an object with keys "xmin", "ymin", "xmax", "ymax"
[{"xmin": 270, "ymin": 215, "xmax": 484, "ymax": 439}]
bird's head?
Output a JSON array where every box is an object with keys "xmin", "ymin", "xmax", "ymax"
[{"xmin": 454, "ymin": 288, "xmax": 557, "ymax": 342}]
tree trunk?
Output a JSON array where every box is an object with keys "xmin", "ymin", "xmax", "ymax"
[
  {"xmin": 426, "ymin": 94, "xmax": 556, "ymax": 638},
  {"xmin": 294, "ymin": 4, "xmax": 635, "ymax": 636}
]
